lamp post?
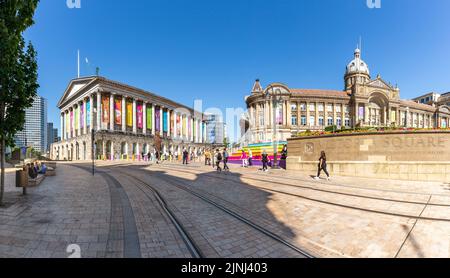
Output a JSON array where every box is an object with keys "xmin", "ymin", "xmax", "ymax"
[{"xmin": 265, "ymin": 85, "xmax": 281, "ymax": 169}]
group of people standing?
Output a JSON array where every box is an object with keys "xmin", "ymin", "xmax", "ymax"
[{"xmin": 204, "ymin": 148, "xmax": 230, "ymax": 172}]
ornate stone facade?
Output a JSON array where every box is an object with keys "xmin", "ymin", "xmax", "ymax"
[
  {"xmin": 245, "ymin": 48, "xmax": 450, "ymax": 143},
  {"xmin": 51, "ymin": 76, "xmax": 208, "ymax": 161}
]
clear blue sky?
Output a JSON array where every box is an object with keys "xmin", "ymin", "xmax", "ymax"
[{"xmin": 24, "ymin": 0, "xmax": 450, "ymax": 135}]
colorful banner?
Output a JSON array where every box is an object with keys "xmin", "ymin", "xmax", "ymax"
[
  {"xmin": 75, "ymin": 106, "xmax": 79, "ymax": 131},
  {"xmin": 66, "ymin": 113, "xmax": 69, "ymax": 136},
  {"xmin": 183, "ymin": 116, "xmax": 187, "ymax": 136},
  {"xmin": 146, "ymin": 106, "xmax": 152, "ymax": 130},
  {"xmin": 359, "ymin": 107, "xmax": 364, "ymax": 120},
  {"xmin": 163, "ymin": 111, "xmax": 168, "ymax": 132},
  {"xmin": 115, "ymin": 99, "xmax": 122, "ymax": 125},
  {"xmin": 188, "ymin": 117, "xmax": 191, "ymax": 138},
  {"xmin": 70, "ymin": 110, "xmax": 74, "ymax": 134},
  {"xmin": 177, "ymin": 115, "xmax": 181, "ymax": 136},
  {"xmin": 137, "ymin": 104, "xmax": 143, "ymax": 129},
  {"xmin": 102, "ymin": 96, "xmax": 110, "ymax": 124},
  {"xmin": 80, "ymin": 104, "xmax": 84, "ymax": 129},
  {"xmin": 86, "ymin": 100, "xmax": 91, "ymax": 127},
  {"xmin": 126, "ymin": 101, "xmax": 133, "ymax": 127},
  {"xmin": 155, "ymin": 107, "xmax": 161, "ymax": 132}
]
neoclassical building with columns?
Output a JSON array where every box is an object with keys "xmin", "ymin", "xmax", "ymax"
[
  {"xmin": 245, "ymin": 48, "xmax": 450, "ymax": 143},
  {"xmin": 51, "ymin": 76, "xmax": 207, "ymax": 161}
]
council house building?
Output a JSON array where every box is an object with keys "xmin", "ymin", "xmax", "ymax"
[{"xmin": 244, "ymin": 48, "xmax": 450, "ymax": 143}]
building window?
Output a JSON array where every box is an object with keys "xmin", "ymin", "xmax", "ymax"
[
  {"xmin": 345, "ymin": 118, "xmax": 351, "ymax": 127},
  {"xmin": 318, "ymin": 117, "xmax": 324, "ymax": 126},
  {"xmin": 291, "ymin": 115, "xmax": 297, "ymax": 126},
  {"xmin": 328, "ymin": 117, "xmax": 334, "ymax": 126},
  {"xmin": 318, "ymin": 103, "xmax": 324, "ymax": 112},
  {"xmin": 301, "ymin": 116, "xmax": 307, "ymax": 126},
  {"xmin": 309, "ymin": 116, "xmax": 315, "ymax": 126},
  {"xmin": 309, "ymin": 103, "xmax": 316, "ymax": 111},
  {"xmin": 336, "ymin": 104, "xmax": 342, "ymax": 113},
  {"xmin": 336, "ymin": 117, "xmax": 342, "ymax": 127},
  {"xmin": 344, "ymin": 105, "xmax": 350, "ymax": 113},
  {"xmin": 291, "ymin": 103, "xmax": 297, "ymax": 112},
  {"xmin": 300, "ymin": 103, "xmax": 307, "ymax": 111},
  {"xmin": 327, "ymin": 104, "xmax": 333, "ymax": 112}
]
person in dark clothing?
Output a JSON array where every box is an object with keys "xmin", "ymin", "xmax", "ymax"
[
  {"xmin": 222, "ymin": 148, "xmax": 229, "ymax": 171},
  {"xmin": 261, "ymin": 150, "xmax": 270, "ymax": 172},
  {"xmin": 28, "ymin": 163, "xmax": 37, "ymax": 179},
  {"xmin": 314, "ymin": 151, "xmax": 330, "ymax": 181},
  {"xmin": 215, "ymin": 149, "xmax": 222, "ymax": 172},
  {"xmin": 182, "ymin": 149, "xmax": 189, "ymax": 165},
  {"xmin": 281, "ymin": 145, "xmax": 288, "ymax": 160}
]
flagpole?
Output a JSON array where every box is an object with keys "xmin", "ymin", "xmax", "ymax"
[{"xmin": 77, "ymin": 50, "xmax": 80, "ymax": 78}]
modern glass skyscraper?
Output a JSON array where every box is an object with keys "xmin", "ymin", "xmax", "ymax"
[
  {"xmin": 15, "ymin": 96, "xmax": 48, "ymax": 153},
  {"xmin": 47, "ymin": 122, "xmax": 59, "ymax": 153}
]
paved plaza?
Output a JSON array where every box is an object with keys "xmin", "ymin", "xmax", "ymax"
[{"xmin": 1, "ymin": 161, "xmax": 450, "ymax": 258}]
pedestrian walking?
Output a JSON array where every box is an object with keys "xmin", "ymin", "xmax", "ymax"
[
  {"xmin": 241, "ymin": 150, "xmax": 248, "ymax": 168},
  {"xmin": 183, "ymin": 148, "xmax": 189, "ymax": 165},
  {"xmin": 248, "ymin": 149, "xmax": 253, "ymax": 166},
  {"xmin": 215, "ymin": 149, "xmax": 222, "ymax": 172},
  {"xmin": 314, "ymin": 151, "xmax": 330, "ymax": 181},
  {"xmin": 223, "ymin": 148, "xmax": 230, "ymax": 171},
  {"xmin": 261, "ymin": 149, "xmax": 270, "ymax": 172}
]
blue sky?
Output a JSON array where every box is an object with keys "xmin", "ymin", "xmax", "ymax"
[{"xmin": 24, "ymin": 0, "xmax": 450, "ymax": 135}]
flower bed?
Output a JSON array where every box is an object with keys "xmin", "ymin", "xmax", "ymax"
[{"xmin": 294, "ymin": 127, "xmax": 450, "ymax": 138}]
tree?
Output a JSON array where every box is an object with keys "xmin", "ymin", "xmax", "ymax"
[{"xmin": 0, "ymin": 0, "xmax": 40, "ymax": 206}]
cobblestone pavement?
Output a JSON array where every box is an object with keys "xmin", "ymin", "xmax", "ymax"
[{"xmin": 1, "ymin": 161, "xmax": 450, "ymax": 258}]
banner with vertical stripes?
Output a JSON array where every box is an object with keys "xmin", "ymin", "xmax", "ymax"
[
  {"xmin": 115, "ymin": 99, "xmax": 122, "ymax": 125},
  {"xmin": 155, "ymin": 107, "xmax": 161, "ymax": 132}
]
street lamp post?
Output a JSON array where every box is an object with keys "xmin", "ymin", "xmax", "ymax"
[{"xmin": 266, "ymin": 86, "xmax": 281, "ymax": 169}]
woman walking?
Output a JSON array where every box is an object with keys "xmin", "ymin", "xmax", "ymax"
[
  {"xmin": 241, "ymin": 150, "xmax": 248, "ymax": 168},
  {"xmin": 314, "ymin": 151, "xmax": 330, "ymax": 181},
  {"xmin": 261, "ymin": 149, "xmax": 270, "ymax": 172}
]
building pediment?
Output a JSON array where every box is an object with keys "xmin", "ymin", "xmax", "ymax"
[
  {"xmin": 367, "ymin": 77, "xmax": 394, "ymax": 90},
  {"xmin": 57, "ymin": 77, "xmax": 98, "ymax": 107}
]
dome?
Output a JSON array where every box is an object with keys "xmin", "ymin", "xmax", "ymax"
[{"xmin": 345, "ymin": 48, "xmax": 370, "ymax": 76}]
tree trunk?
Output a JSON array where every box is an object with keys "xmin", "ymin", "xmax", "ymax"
[{"xmin": 0, "ymin": 137, "xmax": 5, "ymax": 207}]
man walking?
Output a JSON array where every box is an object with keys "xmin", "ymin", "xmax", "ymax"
[
  {"xmin": 223, "ymin": 148, "xmax": 230, "ymax": 171},
  {"xmin": 183, "ymin": 148, "xmax": 189, "ymax": 165},
  {"xmin": 215, "ymin": 149, "xmax": 222, "ymax": 172}
]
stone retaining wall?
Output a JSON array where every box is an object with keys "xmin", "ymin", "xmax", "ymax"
[{"xmin": 287, "ymin": 131, "xmax": 450, "ymax": 182}]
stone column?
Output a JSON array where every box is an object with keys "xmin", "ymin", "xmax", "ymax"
[
  {"xmin": 110, "ymin": 94, "xmax": 115, "ymax": 131},
  {"xmin": 341, "ymin": 105, "xmax": 346, "ymax": 127},
  {"xmin": 315, "ymin": 102, "xmax": 319, "ymax": 127},
  {"xmin": 83, "ymin": 99, "xmax": 87, "ymax": 135},
  {"xmin": 60, "ymin": 114, "xmax": 64, "ymax": 141},
  {"xmin": 286, "ymin": 100, "xmax": 291, "ymax": 127},
  {"xmin": 132, "ymin": 98, "xmax": 137, "ymax": 134},
  {"xmin": 143, "ymin": 102, "xmax": 147, "ymax": 135},
  {"xmin": 77, "ymin": 103, "xmax": 81, "ymax": 136},
  {"xmin": 96, "ymin": 91, "xmax": 102, "ymax": 131},
  {"xmin": 333, "ymin": 103, "xmax": 337, "ymax": 126},
  {"xmin": 306, "ymin": 101, "xmax": 310, "ymax": 127},
  {"xmin": 365, "ymin": 104, "xmax": 369, "ymax": 125},
  {"xmin": 122, "ymin": 96, "xmax": 126, "ymax": 132}
]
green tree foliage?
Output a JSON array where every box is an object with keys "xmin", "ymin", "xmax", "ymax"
[{"xmin": 0, "ymin": 0, "xmax": 40, "ymax": 206}]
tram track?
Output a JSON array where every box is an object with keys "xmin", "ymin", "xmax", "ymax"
[
  {"xmin": 148, "ymin": 164, "xmax": 450, "ymax": 222},
  {"xmin": 113, "ymin": 167, "xmax": 315, "ymax": 258}
]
